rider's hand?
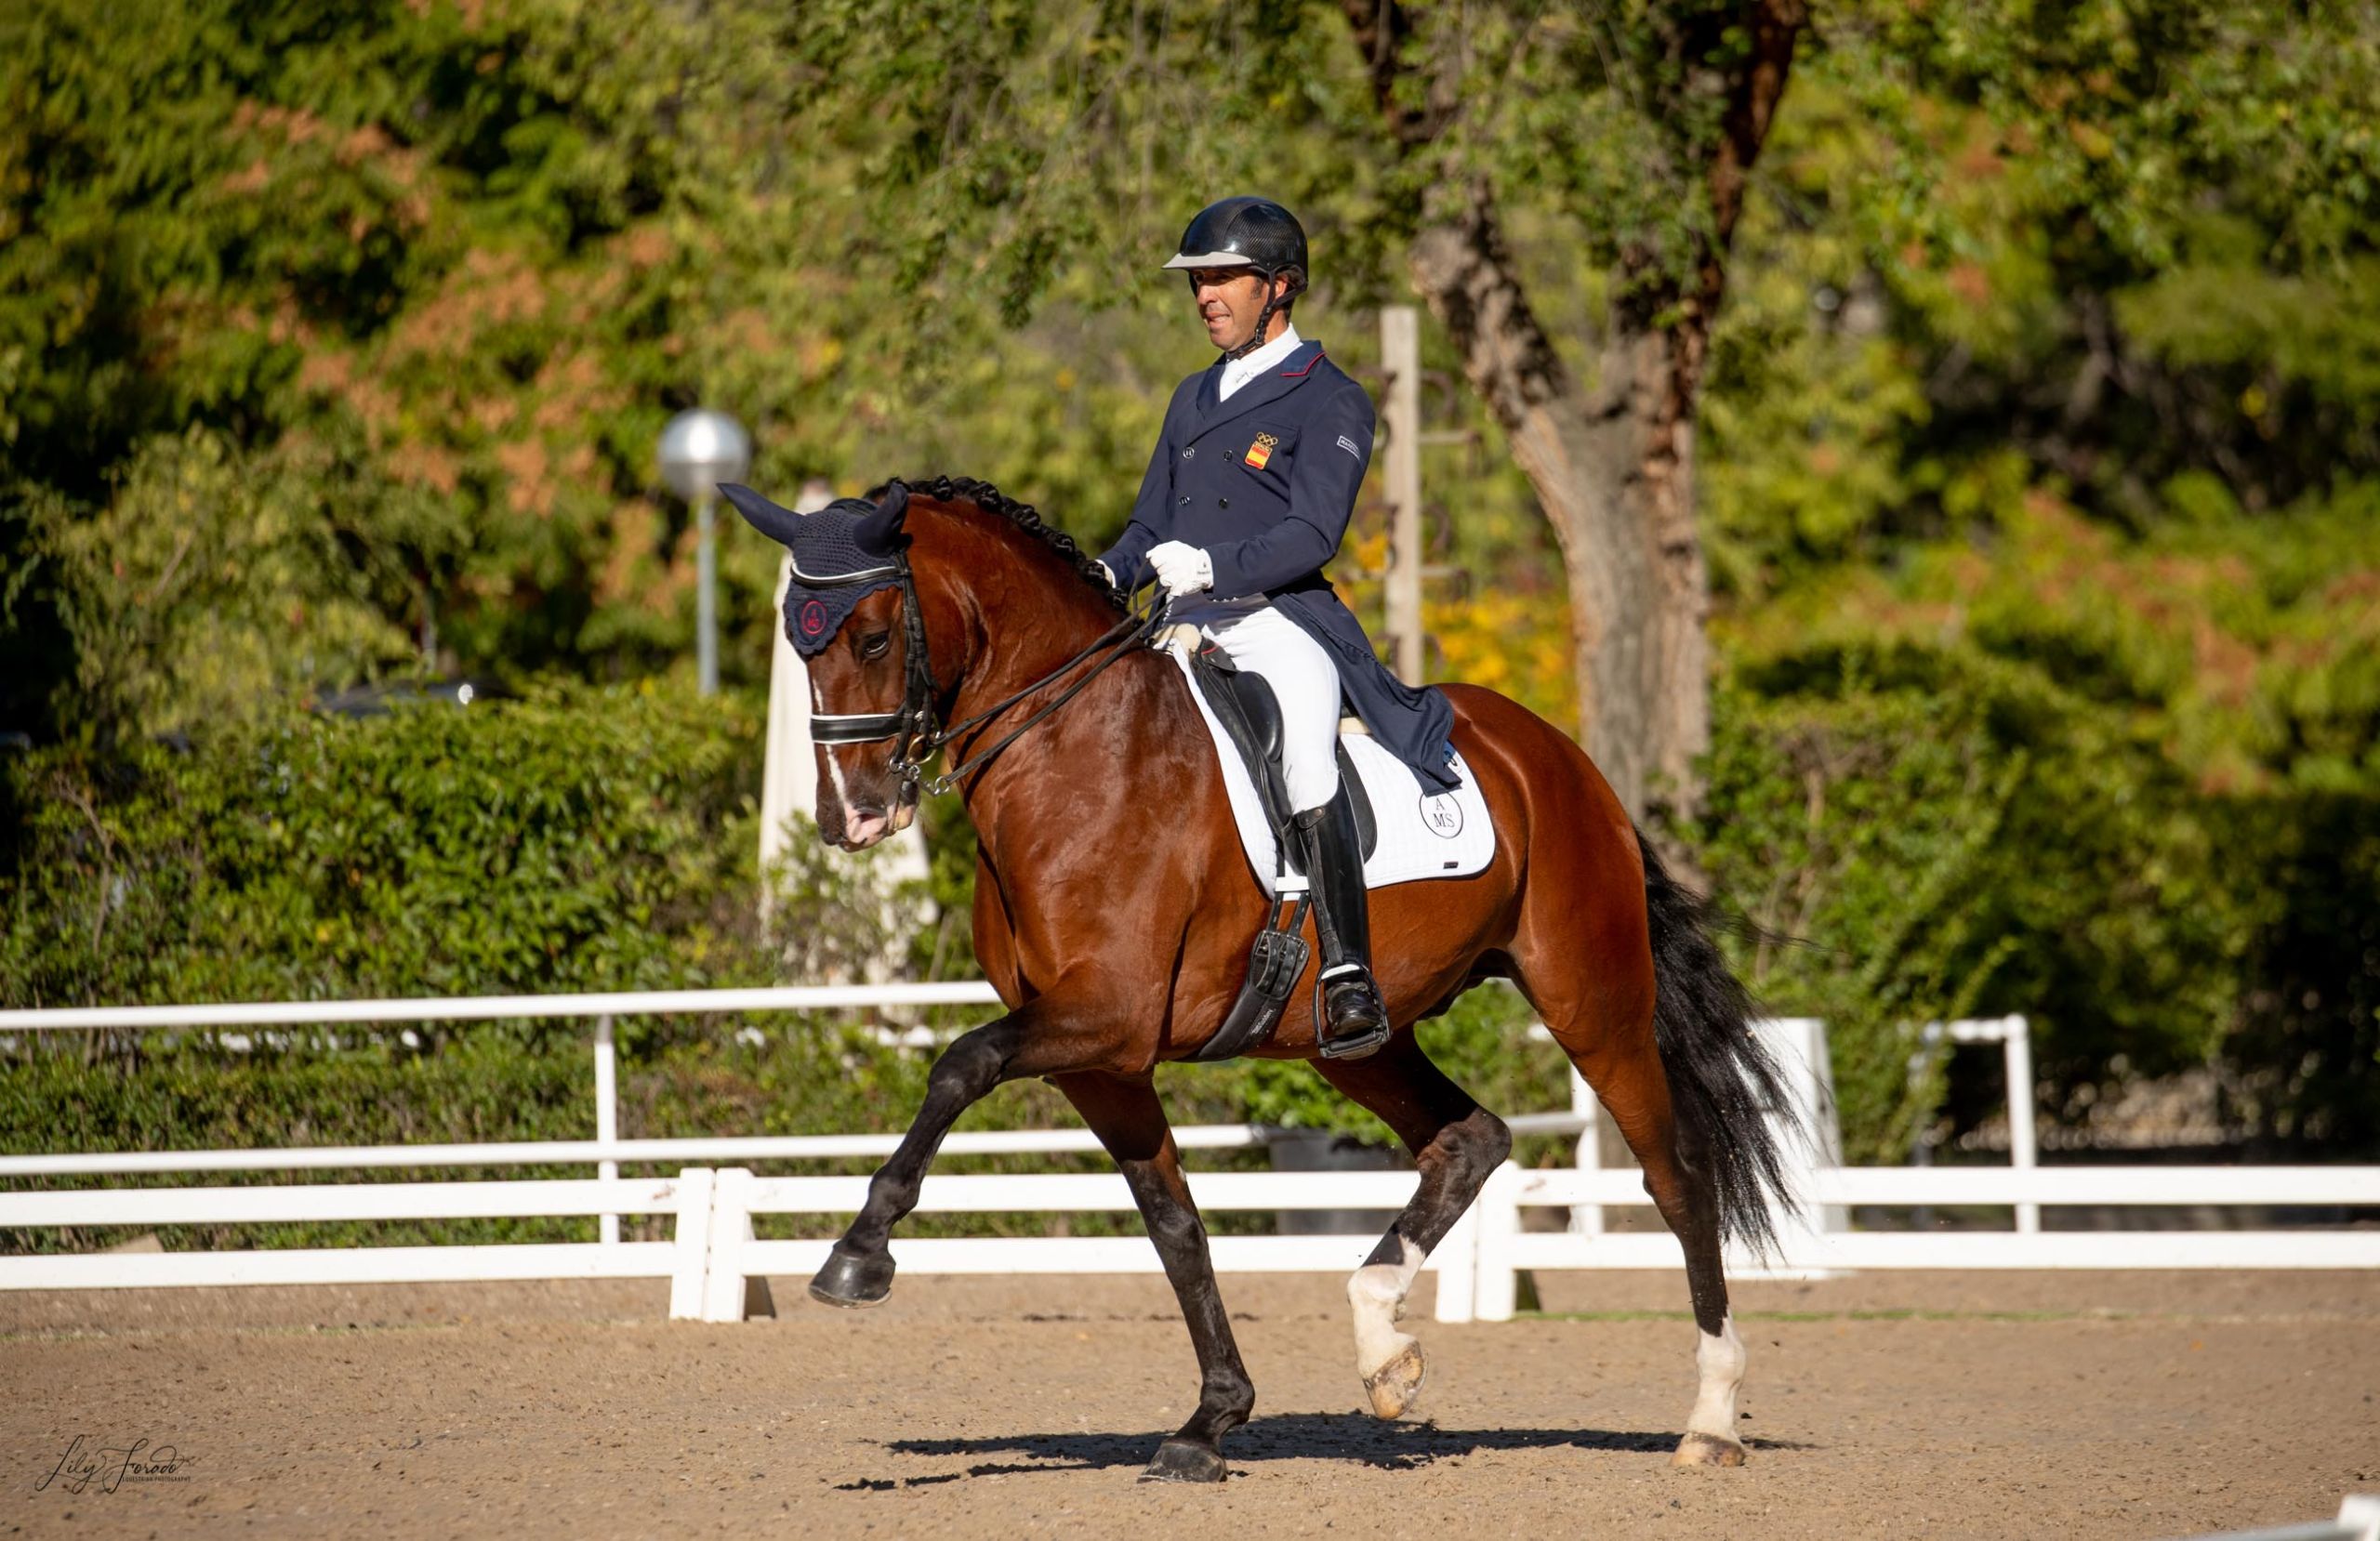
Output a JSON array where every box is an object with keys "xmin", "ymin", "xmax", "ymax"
[{"xmin": 1147, "ymin": 541, "xmax": 1213, "ymax": 598}]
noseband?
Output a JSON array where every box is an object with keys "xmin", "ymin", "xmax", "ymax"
[
  {"xmin": 803, "ymin": 547, "xmax": 943, "ymax": 764},
  {"xmin": 803, "ymin": 550, "xmax": 1165, "ymax": 798}
]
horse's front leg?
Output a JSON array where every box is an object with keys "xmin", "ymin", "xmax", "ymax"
[
  {"xmin": 809, "ymin": 1017, "xmax": 1026, "ymax": 1307},
  {"xmin": 1050, "ymin": 1070, "xmax": 1253, "ymax": 1484}
]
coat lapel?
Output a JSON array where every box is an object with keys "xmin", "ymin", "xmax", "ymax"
[{"xmin": 1186, "ymin": 340, "xmax": 1325, "ymax": 443}]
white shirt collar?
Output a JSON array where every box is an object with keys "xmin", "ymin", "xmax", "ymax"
[{"xmin": 1216, "ymin": 323, "xmax": 1303, "ymax": 402}]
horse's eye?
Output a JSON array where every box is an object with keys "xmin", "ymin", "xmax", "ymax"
[{"xmin": 858, "ymin": 630, "xmax": 892, "ymax": 660}]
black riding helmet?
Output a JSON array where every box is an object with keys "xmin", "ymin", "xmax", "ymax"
[{"xmin": 1162, "ymin": 196, "xmax": 1309, "ymax": 361}]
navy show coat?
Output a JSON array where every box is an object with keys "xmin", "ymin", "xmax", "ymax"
[{"xmin": 1099, "ymin": 338, "xmax": 1459, "ymax": 792}]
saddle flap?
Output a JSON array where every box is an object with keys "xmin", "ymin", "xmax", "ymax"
[
  {"xmin": 1166, "ymin": 641, "xmax": 1495, "ymax": 901},
  {"xmin": 1188, "ymin": 644, "xmax": 1374, "ymax": 863}
]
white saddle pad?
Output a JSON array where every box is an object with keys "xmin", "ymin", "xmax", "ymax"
[{"xmin": 1166, "ymin": 642, "xmax": 1497, "ymax": 899}]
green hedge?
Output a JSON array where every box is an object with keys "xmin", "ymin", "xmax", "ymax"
[{"xmin": 1698, "ymin": 661, "xmax": 2378, "ymax": 1161}]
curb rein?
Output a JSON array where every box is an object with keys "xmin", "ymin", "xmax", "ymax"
[{"xmin": 803, "ymin": 547, "xmax": 1168, "ymax": 799}]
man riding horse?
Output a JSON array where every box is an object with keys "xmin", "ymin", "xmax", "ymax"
[
  {"xmin": 1096, "ymin": 195, "xmax": 1458, "ymax": 1062},
  {"xmin": 721, "ymin": 195, "xmax": 1795, "ymax": 1483}
]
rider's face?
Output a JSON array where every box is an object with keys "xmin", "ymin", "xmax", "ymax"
[{"xmin": 1186, "ymin": 267, "xmax": 1287, "ymax": 352}]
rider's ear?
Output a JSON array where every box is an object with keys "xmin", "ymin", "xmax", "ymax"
[
  {"xmin": 852, "ymin": 480, "xmax": 911, "ymax": 557},
  {"xmin": 718, "ymin": 482, "xmax": 801, "ymax": 547}
]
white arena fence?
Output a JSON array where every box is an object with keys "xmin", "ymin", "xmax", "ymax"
[{"xmin": 1, "ymin": 987, "xmax": 2375, "ymax": 1324}]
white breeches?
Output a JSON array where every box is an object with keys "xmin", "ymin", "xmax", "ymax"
[{"xmin": 1177, "ymin": 596, "xmax": 1345, "ymax": 813}]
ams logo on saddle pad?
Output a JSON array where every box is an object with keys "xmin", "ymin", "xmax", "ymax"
[{"xmin": 1243, "ymin": 432, "xmax": 1279, "ymax": 470}]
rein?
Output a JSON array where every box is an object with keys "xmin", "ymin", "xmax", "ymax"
[{"xmin": 803, "ymin": 549, "xmax": 1168, "ymax": 799}]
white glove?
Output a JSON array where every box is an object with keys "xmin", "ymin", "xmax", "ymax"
[{"xmin": 1147, "ymin": 540, "xmax": 1213, "ymax": 599}]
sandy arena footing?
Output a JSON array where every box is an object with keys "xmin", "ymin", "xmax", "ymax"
[{"xmin": 3, "ymin": 1269, "xmax": 2373, "ymax": 1538}]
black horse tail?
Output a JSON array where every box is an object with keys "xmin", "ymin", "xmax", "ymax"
[{"xmin": 1640, "ymin": 829, "xmax": 1804, "ymax": 1258}]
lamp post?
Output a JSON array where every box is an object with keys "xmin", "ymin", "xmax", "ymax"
[{"xmin": 657, "ymin": 408, "xmax": 752, "ymax": 695}]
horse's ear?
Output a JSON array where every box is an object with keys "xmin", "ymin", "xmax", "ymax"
[
  {"xmin": 851, "ymin": 480, "xmax": 911, "ymax": 557},
  {"xmin": 717, "ymin": 483, "xmax": 801, "ymax": 547}
]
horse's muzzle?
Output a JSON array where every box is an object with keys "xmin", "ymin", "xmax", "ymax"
[
  {"xmin": 834, "ymin": 791, "xmax": 919, "ymax": 851},
  {"xmin": 840, "ymin": 808, "xmax": 891, "ymax": 849}
]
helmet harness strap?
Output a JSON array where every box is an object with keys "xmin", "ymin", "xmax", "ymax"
[{"xmin": 1217, "ymin": 267, "xmax": 1305, "ymax": 362}]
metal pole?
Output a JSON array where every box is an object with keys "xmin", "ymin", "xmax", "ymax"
[
  {"xmin": 594, "ymin": 1013, "xmax": 619, "ymax": 1245},
  {"xmin": 695, "ymin": 489, "xmax": 719, "ymax": 696},
  {"xmin": 1380, "ymin": 306, "xmax": 1423, "ymax": 682}
]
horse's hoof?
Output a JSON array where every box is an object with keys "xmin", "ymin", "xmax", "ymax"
[
  {"xmin": 807, "ymin": 1245, "xmax": 895, "ymax": 1309},
  {"xmin": 1671, "ymin": 1431, "xmax": 1747, "ymax": 1468},
  {"xmin": 1362, "ymin": 1340, "xmax": 1427, "ymax": 1420},
  {"xmin": 1140, "ymin": 1439, "xmax": 1227, "ymax": 1483}
]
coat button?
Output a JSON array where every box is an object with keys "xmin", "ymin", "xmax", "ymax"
[
  {"xmin": 1219, "ymin": 497, "xmax": 1231, "ymax": 509},
  {"xmin": 1178, "ymin": 495, "xmax": 1190, "ymax": 507},
  {"xmin": 1181, "ymin": 448, "xmax": 1195, "ymax": 459}
]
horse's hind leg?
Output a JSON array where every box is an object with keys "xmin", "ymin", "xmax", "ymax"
[
  {"xmin": 1050, "ymin": 1070, "xmax": 1254, "ymax": 1484},
  {"xmin": 1520, "ymin": 957, "xmax": 1749, "ymax": 1467},
  {"xmin": 1311, "ymin": 1034, "xmax": 1512, "ymax": 1419}
]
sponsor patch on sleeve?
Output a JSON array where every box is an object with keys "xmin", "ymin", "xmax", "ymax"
[{"xmin": 1337, "ymin": 434, "xmax": 1364, "ymax": 460}]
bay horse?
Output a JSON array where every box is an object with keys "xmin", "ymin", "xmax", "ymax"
[{"xmin": 734, "ymin": 475, "xmax": 1794, "ymax": 1483}]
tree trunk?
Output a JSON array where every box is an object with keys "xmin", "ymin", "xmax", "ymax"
[
  {"xmin": 1408, "ymin": 189, "xmax": 1712, "ymax": 827},
  {"xmin": 1355, "ymin": 0, "xmax": 1805, "ymax": 831}
]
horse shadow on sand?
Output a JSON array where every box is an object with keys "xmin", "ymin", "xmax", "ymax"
[{"xmin": 838, "ymin": 1415, "xmax": 1816, "ymax": 1486}]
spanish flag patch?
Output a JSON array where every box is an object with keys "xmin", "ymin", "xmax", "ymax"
[{"xmin": 1244, "ymin": 431, "xmax": 1279, "ymax": 470}]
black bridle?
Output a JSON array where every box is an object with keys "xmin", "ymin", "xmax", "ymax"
[{"xmin": 801, "ymin": 550, "xmax": 1168, "ymax": 799}]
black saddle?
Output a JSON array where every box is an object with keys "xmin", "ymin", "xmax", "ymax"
[{"xmin": 1186, "ymin": 643, "xmax": 1376, "ymax": 863}]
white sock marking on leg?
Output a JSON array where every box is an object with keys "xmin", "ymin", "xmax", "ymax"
[
  {"xmin": 1348, "ymin": 1235, "xmax": 1423, "ymax": 1380},
  {"xmin": 1686, "ymin": 1312, "xmax": 1747, "ymax": 1442}
]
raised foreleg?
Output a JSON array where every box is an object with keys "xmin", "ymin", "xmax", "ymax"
[
  {"xmin": 1050, "ymin": 1070, "xmax": 1254, "ymax": 1483},
  {"xmin": 1311, "ymin": 1034, "xmax": 1512, "ymax": 1419},
  {"xmin": 809, "ymin": 1016, "xmax": 1027, "ymax": 1307}
]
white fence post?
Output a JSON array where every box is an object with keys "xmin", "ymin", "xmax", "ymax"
[
  {"xmin": 1432, "ymin": 1187, "xmax": 1481, "ymax": 1324},
  {"xmin": 701, "ymin": 1166, "xmax": 760, "ymax": 1324},
  {"xmin": 594, "ymin": 1012, "xmax": 620, "ymax": 1246},
  {"xmin": 1746, "ymin": 1017, "xmax": 1844, "ymax": 1277},
  {"xmin": 2003, "ymin": 1016, "xmax": 2041, "ymax": 1233},
  {"xmin": 667, "ymin": 1167, "xmax": 716, "ymax": 1320},
  {"xmin": 1566, "ymin": 1064, "xmax": 1604, "ymax": 1236},
  {"xmin": 1472, "ymin": 1162, "xmax": 1525, "ymax": 1323}
]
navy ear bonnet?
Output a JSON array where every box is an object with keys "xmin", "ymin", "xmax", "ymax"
[{"xmin": 719, "ymin": 481, "xmax": 910, "ymax": 657}]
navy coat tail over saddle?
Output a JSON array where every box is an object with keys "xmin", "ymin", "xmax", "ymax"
[{"xmin": 1100, "ymin": 340, "xmax": 1459, "ymax": 792}]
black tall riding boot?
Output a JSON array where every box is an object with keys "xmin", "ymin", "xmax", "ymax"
[{"xmin": 1291, "ymin": 790, "xmax": 1391, "ymax": 1060}]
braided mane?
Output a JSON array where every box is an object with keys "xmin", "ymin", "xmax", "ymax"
[{"xmin": 871, "ymin": 475, "xmax": 1127, "ymax": 613}]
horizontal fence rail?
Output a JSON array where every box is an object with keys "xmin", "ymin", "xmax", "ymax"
[
  {"xmin": 0, "ymin": 982, "xmax": 1006, "ymax": 1033},
  {"xmin": 3, "ymin": 989, "xmax": 2375, "ymax": 1323},
  {"xmin": 0, "ymin": 1126, "xmax": 1276, "ymax": 1179}
]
